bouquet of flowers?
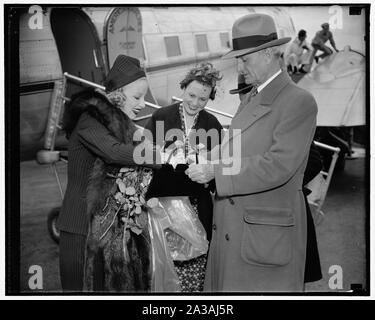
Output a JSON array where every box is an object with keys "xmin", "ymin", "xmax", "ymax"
[
  {"xmin": 84, "ymin": 166, "xmax": 155, "ymax": 292},
  {"xmin": 100, "ymin": 167, "xmax": 153, "ymax": 243}
]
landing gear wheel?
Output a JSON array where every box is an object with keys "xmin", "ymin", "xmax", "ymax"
[{"xmin": 47, "ymin": 207, "xmax": 61, "ymax": 244}]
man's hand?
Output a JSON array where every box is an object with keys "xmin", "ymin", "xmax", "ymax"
[{"xmin": 185, "ymin": 163, "xmax": 214, "ymax": 184}]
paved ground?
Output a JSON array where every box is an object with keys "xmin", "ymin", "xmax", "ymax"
[
  {"xmin": 19, "ymin": 155, "xmax": 367, "ymax": 294},
  {"xmin": 304, "ymin": 155, "xmax": 367, "ymax": 292}
]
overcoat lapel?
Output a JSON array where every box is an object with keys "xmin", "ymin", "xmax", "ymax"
[
  {"xmin": 229, "ymin": 99, "xmax": 271, "ymax": 142},
  {"xmin": 223, "ymin": 71, "xmax": 292, "ymax": 148}
]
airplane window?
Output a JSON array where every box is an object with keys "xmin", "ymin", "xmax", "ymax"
[
  {"xmin": 164, "ymin": 36, "xmax": 182, "ymax": 57},
  {"xmin": 220, "ymin": 32, "xmax": 230, "ymax": 48},
  {"xmin": 196, "ymin": 34, "xmax": 209, "ymax": 53}
]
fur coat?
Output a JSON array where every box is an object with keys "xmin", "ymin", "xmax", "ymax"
[{"xmin": 81, "ymin": 90, "xmax": 152, "ymax": 292}]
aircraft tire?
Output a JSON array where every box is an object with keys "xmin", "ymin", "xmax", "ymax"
[{"xmin": 47, "ymin": 207, "xmax": 61, "ymax": 244}]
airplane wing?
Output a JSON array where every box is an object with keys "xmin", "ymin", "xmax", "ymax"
[{"xmin": 294, "ymin": 47, "xmax": 365, "ymax": 127}]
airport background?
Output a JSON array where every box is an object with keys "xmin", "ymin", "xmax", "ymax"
[
  {"xmin": 15, "ymin": 4, "xmax": 368, "ymax": 293},
  {"xmin": 288, "ymin": 6, "xmax": 365, "ymax": 54}
]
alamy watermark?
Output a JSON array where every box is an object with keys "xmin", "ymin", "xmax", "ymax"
[
  {"xmin": 328, "ymin": 5, "xmax": 343, "ymax": 30},
  {"xmin": 328, "ymin": 265, "xmax": 343, "ymax": 290},
  {"xmin": 132, "ymin": 124, "xmax": 242, "ymax": 175},
  {"xmin": 28, "ymin": 5, "xmax": 43, "ymax": 30},
  {"xmin": 28, "ymin": 265, "xmax": 43, "ymax": 290}
]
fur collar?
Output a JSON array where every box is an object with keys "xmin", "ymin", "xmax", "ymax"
[
  {"xmin": 84, "ymin": 90, "xmax": 137, "ymax": 145},
  {"xmin": 85, "ymin": 90, "xmax": 137, "ymax": 219}
]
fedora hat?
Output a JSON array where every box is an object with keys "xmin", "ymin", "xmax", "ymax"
[
  {"xmin": 229, "ymin": 74, "xmax": 253, "ymax": 95},
  {"xmin": 222, "ymin": 13, "xmax": 291, "ymax": 59}
]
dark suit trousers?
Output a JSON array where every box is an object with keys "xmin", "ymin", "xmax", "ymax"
[
  {"xmin": 304, "ymin": 194, "xmax": 323, "ymax": 283},
  {"xmin": 59, "ymin": 231, "xmax": 86, "ymax": 291},
  {"xmin": 60, "ymin": 231, "xmax": 106, "ymax": 291}
]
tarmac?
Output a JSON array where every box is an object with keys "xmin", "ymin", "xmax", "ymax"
[{"xmin": 19, "ymin": 153, "xmax": 367, "ymax": 293}]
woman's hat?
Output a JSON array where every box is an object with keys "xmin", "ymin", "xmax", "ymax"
[
  {"xmin": 229, "ymin": 75, "xmax": 253, "ymax": 95},
  {"xmin": 104, "ymin": 55, "xmax": 146, "ymax": 92},
  {"xmin": 222, "ymin": 13, "xmax": 291, "ymax": 60}
]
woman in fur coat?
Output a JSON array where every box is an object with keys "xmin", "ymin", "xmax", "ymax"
[{"xmin": 58, "ymin": 55, "xmax": 159, "ymax": 292}]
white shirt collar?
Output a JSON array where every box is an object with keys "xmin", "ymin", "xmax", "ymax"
[{"xmin": 257, "ymin": 69, "xmax": 282, "ymax": 93}]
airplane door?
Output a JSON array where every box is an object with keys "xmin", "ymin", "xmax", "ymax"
[
  {"xmin": 50, "ymin": 8, "xmax": 106, "ymax": 97},
  {"xmin": 105, "ymin": 7, "xmax": 144, "ymax": 68},
  {"xmin": 104, "ymin": 7, "xmax": 157, "ymax": 112}
]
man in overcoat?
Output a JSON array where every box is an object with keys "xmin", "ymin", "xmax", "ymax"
[{"xmin": 186, "ymin": 13, "xmax": 318, "ymax": 291}]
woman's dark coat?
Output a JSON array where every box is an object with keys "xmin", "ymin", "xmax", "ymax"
[
  {"xmin": 58, "ymin": 90, "xmax": 156, "ymax": 291},
  {"xmin": 58, "ymin": 91, "xmax": 140, "ymax": 235}
]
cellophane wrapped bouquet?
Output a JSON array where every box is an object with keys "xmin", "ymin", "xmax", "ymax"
[{"xmin": 146, "ymin": 140, "xmax": 209, "ymax": 291}]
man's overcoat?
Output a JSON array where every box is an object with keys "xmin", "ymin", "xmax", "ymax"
[{"xmin": 204, "ymin": 71, "xmax": 317, "ymax": 292}]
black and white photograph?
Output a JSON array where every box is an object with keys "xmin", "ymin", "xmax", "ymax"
[{"xmin": 4, "ymin": 2, "xmax": 370, "ymax": 298}]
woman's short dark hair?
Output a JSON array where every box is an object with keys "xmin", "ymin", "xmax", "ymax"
[
  {"xmin": 298, "ymin": 29, "xmax": 306, "ymax": 38},
  {"xmin": 179, "ymin": 62, "xmax": 222, "ymax": 100}
]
